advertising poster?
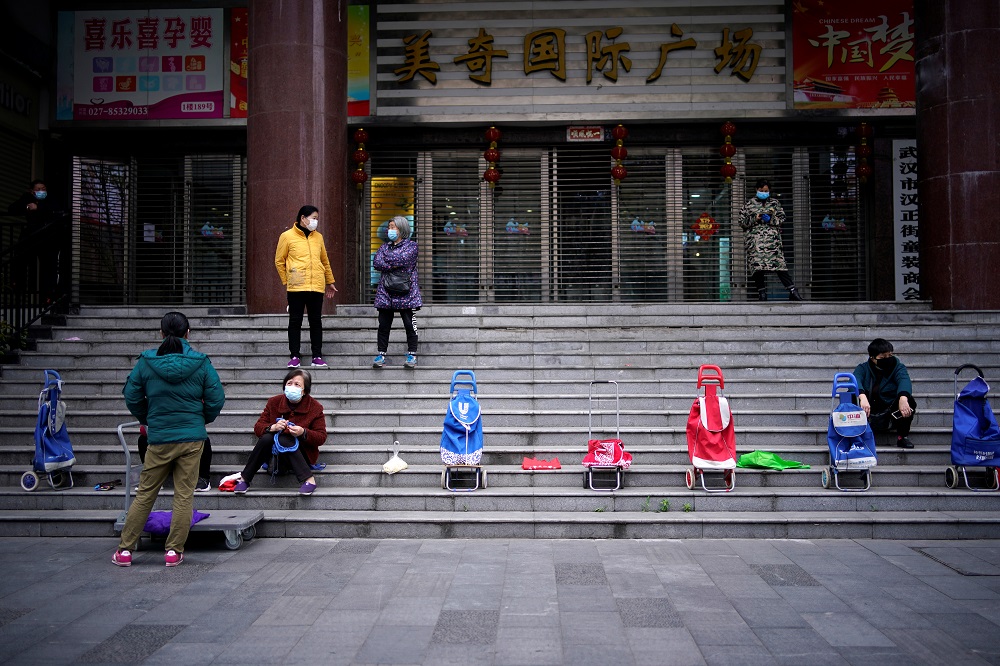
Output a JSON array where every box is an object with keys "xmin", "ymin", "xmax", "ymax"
[
  {"xmin": 348, "ymin": 4, "xmax": 371, "ymax": 116},
  {"xmin": 230, "ymin": 8, "xmax": 248, "ymax": 118},
  {"xmin": 792, "ymin": 0, "xmax": 915, "ymax": 110},
  {"xmin": 64, "ymin": 9, "xmax": 224, "ymax": 120},
  {"xmin": 892, "ymin": 139, "xmax": 920, "ymax": 300}
]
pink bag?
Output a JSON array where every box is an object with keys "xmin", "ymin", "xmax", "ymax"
[{"xmin": 581, "ymin": 439, "xmax": 632, "ymax": 469}]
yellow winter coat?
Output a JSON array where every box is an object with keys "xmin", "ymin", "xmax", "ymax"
[{"xmin": 274, "ymin": 225, "xmax": 336, "ymax": 293}]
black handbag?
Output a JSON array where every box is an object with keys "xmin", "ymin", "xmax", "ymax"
[{"xmin": 383, "ymin": 271, "xmax": 411, "ymax": 296}]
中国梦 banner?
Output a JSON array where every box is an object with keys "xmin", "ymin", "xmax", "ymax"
[{"xmin": 792, "ymin": 0, "xmax": 915, "ymax": 110}]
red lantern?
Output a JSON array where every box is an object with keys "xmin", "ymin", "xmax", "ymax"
[
  {"xmin": 856, "ymin": 144, "xmax": 872, "ymax": 159},
  {"xmin": 353, "ymin": 128, "xmax": 369, "ymax": 144},
  {"xmin": 485, "ymin": 126, "xmax": 501, "ymax": 143},
  {"xmin": 611, "ymin": 145, "xmax": 628, "ymax": 161},
  {"xmin": 720, "ymin": 121, "xmax": 737, "ymax": 137},
  {"xmin": 483, "ymin": 167, "xmax": 501, "ymax": 188},
  {"xmin": 351, "ymin": 168, "xmax": 368, "ymax": 189},
  {"xmin": 719, "ymin": 143, "xmax": 736, "ymax": 158},
  {"xmin": 484, "ymin": 148, "xmax": 500, "ymax": 163},
  {"xmin": 353, "ymin": 149, "xmax": 369, "ymax": 164},
  {"xmin": 611, "ymin": 164, "xmax": 628, "ymax": 184},
  {"xmin": 720, "ymin": 163, "xmax": 737, "ymax": 180},
  {"xmin": 611, "ymin": 124, "xmax": 628, "ymax": 140},
  {"xmin": 856, "ymin": 162, "xmax": 873, "ymax": 179}
]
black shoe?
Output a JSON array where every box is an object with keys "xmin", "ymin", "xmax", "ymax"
[
  {"xmin": 757, "ymin": 289, "xmax": 768, "ymax": 301},
  {"xmin": 896, "ymin": 436, "xmax": 914, "ymax": 449},
  {"xmin": 788, "ymin": 286, "xmax": 804, "ymax": 301}
]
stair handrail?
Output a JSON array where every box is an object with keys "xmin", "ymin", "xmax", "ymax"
[{"xmin": 116, "ymin": 421, "xmax": 141, "ymax": 519}]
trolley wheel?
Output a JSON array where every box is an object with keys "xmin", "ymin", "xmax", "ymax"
[
  {"xmin": 480, "ymin": 469, "xmax": 488, "ymax": 489},
  {"xmin": 224, "ymin": 531, "xmax": 243, "ymax": 550},
  {"xmin": 20, "ymin": 471, "xmax": 39, "ymax": 492},
  {"xmin": 441, "ymin": 470, "xmax": 447, "ymax": 489},
  {"xmin": 945, "ymin": 466, "xmax": 959, "ymax": 489},
  {"xmin": 240, "ymin": 525, "xmax": 257, "ymax": 541},
  {"xmin": 685, "ymin": 468, "xmax": 694, "ymax": 490},
  {"xmin": 820, "ymin": 467, "xmax": 830, "ymax": 489}
]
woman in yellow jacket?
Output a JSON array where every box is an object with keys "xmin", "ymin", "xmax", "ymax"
[{"xmin": 275, "ymin": 205, "xmax": 337, "ymax": 368}]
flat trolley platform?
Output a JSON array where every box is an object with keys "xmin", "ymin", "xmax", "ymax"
[{"xmin": 115, "ymin": 421, "xmax": 263, "ymax": 550}]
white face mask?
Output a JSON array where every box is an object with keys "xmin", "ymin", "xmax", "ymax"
[{"xmin": 305, "ymin": 218, "xmax": 319, "ymax": 232}]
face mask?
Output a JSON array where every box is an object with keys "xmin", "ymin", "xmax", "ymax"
[
  {"xmin": 305, "ymin": 218, "xmax": 318, "ymax": 232},
  {"xmin": 284, "ymin": 385, "xmax": 303, "ymax": 402},
  {"xmin": 387, "ymin": 229, "xmax": 399, "ymax": 241},
  {"xmin": 756, "ymin": 191, "xmax": 769, "ymax": 201},
  {"xmin": 874, "ymin": 357, "xmax": 897, "ymax": 372},
  {"xmin": 34, "ymin": 191, "xmax": 47, "ymax": 200}
]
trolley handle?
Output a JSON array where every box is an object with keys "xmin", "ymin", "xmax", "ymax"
[
  {"xmin": 954, "ymin": 364, "xmax": 985, "ymax": 401},
  {"xmin": 117, "ymin": 421, "xmax": 141, "ymax": 516},
  {"xmin": 588, "ymin": 380, "xmax": 620, "ymax": 441},
  {"xmin": 450, "ymin": 370, "xmax": 477, "ymax": 396},
  {"xmin": 697, "ymin": 365, "xmax": 725, "ymax": 390}
]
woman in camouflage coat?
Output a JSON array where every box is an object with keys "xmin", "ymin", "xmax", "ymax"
[
  {"xmin": 738, "ymin": 179, "xmax": 803, "ymax": 301},
  {"xmin": 372, "ymin": 216, "xmax": 423, "ymax": 368}
]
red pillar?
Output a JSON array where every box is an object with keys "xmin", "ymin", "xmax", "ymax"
[
  {"xmin": 915, "ymin": 0, "xmax": 1000, "ymax": 309},
  {"xmin": 246, "ymin": 0, "xmax": 348, "ymax": 314}
]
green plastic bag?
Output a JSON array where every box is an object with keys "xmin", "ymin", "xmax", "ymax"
[{"xmin": 736, "ymin": 450, "xmax": 810, "ymax": 470}]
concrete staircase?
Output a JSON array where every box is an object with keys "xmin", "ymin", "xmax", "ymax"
[{"xmin": 1, "ymin": 302, "xmax": 999, "ymax": 539}]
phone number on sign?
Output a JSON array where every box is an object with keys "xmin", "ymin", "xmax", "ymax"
[{"xmin": 80, "ymin": 106, "xmax": 150, "ymax": 118}]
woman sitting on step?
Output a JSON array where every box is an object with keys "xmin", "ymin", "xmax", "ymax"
[{"xmin": 233, "ymin": 369, "xmax": 328, "ymax": 495}]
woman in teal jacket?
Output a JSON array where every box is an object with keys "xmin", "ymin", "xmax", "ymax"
[
  {"xmin": 113, "ymin": 312, "xmax": 225, "ymax": 568},
  {"xmin": 853, "ymin": 338, "xmax": 917, "ymax": 449}
]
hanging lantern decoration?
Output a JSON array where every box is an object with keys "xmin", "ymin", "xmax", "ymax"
[
  {"xmin": 611, "ymin": 124, "xmax": 628, "ymax": 185},
  {"xmin": 483, "ymin": 126, "xmax": 502, "ymax": 188},
  {"xmin": 856, "ymin": 122, "xmax": 873, "ymax": 184},
  {"xmin": 719, "ymin": 121, "xmax": 737, "ymax": 183},
  {"xmin": 351, "ymin": 127, "xmax": 369, "ymax": 190}
]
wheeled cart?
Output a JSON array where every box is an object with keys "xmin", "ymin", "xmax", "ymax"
[
  {"xmin": 821, "ymin": 374, "xmax": 877, "ymax": 492},
  {"xmin": 440, "ymin": 371, "xmax": 486, "ymax": 492},
  {"xmin": 21, "ymin": 370, "xmax": 76, "ymax": 492},
  {"xmin": 114, "ymin": 421, "xmax": 263, "ymax": 550},
  {"xmin": 684, "ymin": 365, "xmax": 737, "ymax": 493},
  {"xmin": 946, "ymin": 364, "xmax": 1000, "ymax": 492},
  {"xmin": 441, "ymin": 465, "xmax": 488, "ymax": 491},
  {"xmin": 582, "ymin": 380, "xmax": 630, "ymax": 491}
]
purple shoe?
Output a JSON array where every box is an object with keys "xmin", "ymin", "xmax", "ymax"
[
  {"xmin": 299, "ymin": 481, "xmax": 317, "ymax": 495},
  {"xmin": 287, "ymin": 357, "xmax": 300, "ymax": 368},
  {"xmin": 234, "ymin": 481, "xmax": 249, "ymax": 494}
]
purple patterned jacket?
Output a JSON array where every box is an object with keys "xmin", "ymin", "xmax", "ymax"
[{"xmin": 373, "ymin": 238, "xmax": 423, "ymax": 310}]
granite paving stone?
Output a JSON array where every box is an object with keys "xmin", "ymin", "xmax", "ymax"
[{"xmin": 2, "ymin": 537, "xmax": 1000, "ymax": 665}]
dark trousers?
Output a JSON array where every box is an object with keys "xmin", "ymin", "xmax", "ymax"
[
  {"xmin": 752, "ymin": 270, "xmax": 795, "ymax": 292},
  {"xmin": 377, "ymin": 308, "xmax": 418, "ymax": 354},
  {"xmin": 871, "ymin": 397, "xmax": 917, "ymax": 437},
  {"xmin": 287, "ymin": 291, "xmax": 324, "ymax": 358},
  {"xmin": 241, "ymin": 433, "xmax": 312, "ymax": 485},
  {"xmin": 139, "ymin": 434, "xmax": 212, "ymax": 480}
]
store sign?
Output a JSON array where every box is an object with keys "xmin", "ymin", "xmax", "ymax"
[
  {"xmin": 892, "ymin": 139, "xmax": 920, "ymax": 300},
  {"xmin": 567, "ymin": 126, "xmax": 603, "ymax": 142},
  {"xmin": 792, "ymin": 0, "xmax": 915, "ymax": 110},
  {"xmin": 229, "ymin": 8, "xmax": 247, "ymax": 118},
  {"xmin": 57, "ymin": 9, "xmax": 224, "ymax": 120}
]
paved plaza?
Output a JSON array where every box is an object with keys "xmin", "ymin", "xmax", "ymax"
[{"xmin": 1, "ymin": 536, "xmax": 999, "ymax": 665}]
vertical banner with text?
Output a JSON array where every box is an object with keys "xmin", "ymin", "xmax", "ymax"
[
  {"xmin": 66, "ymin": 9, "xmax": 224, "ymax": 120},
  {"xmin": 230, "ymin": 8, "xmax": 248, "ymax": 118},
  {"xmin": 892, "ymin": 139, "xmax": 919, "ymax": 300}
]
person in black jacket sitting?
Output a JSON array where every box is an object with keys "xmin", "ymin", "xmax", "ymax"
[{"xmin": 852, "ymin": 338, "xmax": 917, "ymax": 449}]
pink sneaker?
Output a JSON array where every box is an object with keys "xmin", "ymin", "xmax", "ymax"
[
  {"xmin": 164, "ymin": 550, "xmax": 184, "ymax": 567},
  {"xmin": 112, "ymin": 549, "xmax": 132, "ymax": 567}
]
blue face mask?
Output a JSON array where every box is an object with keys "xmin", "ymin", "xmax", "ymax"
[
  {"xmin": 284, "ymin": 386, "xmax": 303, "ymax": 402},
  {"xmin": 387, "ymin": 229, "xmax": 399, "ymax": 241},
  {"xmin": 34, "ymin": 191, "xmax": 47, "ymax": 200},
  {"xmin": 756, "ymin": 191, "xmax": 769, "ymax": 201}
]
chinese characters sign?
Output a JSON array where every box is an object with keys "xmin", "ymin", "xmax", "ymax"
[
  {"xmin": 59, "ymin": 9, "xmax": 224, "ymax": 120},
  {"xmin": 892, "ymin": 139, "xmax": 920, "ymax": 300},
  {"xmin": 230, "ymin": 8, "xmax": 248, "ymax": 118},
  {"xmin": 792, "ymin": 0, "xmax": 915, "ymax": 109},
  {"xmin": 348, "ymin": 5, "xmax": 371, "ymax": 116}
]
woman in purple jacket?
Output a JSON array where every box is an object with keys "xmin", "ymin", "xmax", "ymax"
[{"xmin": 372, "ymin": 216, "xmax": 423, "ymax": 368}]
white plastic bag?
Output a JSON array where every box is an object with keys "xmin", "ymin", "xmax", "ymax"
[{"xmin": 382, "ymin": 440, "xmax": 408, "ymax": 474}]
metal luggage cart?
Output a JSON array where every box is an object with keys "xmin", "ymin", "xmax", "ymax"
[
  {"xmin": 945, "ymin": 364, "xmax": 1000, "ymax": 492},
  {"xmin": 114, "ymin": 422, "xmax": 263, "ymax": 550},
  {"xmin": 583, "ymin": 380, "xmax": 627, "ymax": 491},
  {"xmin": 441, "ymin": 371, "xmax": 487, "ymax": 492}
]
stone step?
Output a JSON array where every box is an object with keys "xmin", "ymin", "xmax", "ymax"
[
  {"xmin": 0, "ymin": 442, "xmax": 952, "ymax": 467},
  {"xmin": 1, "ymin": 508, "xmax": 997, "ymax": 540},
  {"xmin": 0, "ymin": 463, "xmax": 974, "ymax": 491}
]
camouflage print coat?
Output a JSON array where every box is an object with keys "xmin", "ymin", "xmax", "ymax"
[{"xmin": 738, "ymin": 196, "xmax": 787, "ymax": 273}]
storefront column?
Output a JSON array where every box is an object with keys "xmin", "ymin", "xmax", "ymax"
[
  {"xmin": 915, "ymin": 0, "xmax": 1000, "ymax": 309},
  {"xmin": 246, "ymin": 0, "xmax": 348, "ymax": 313}
]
